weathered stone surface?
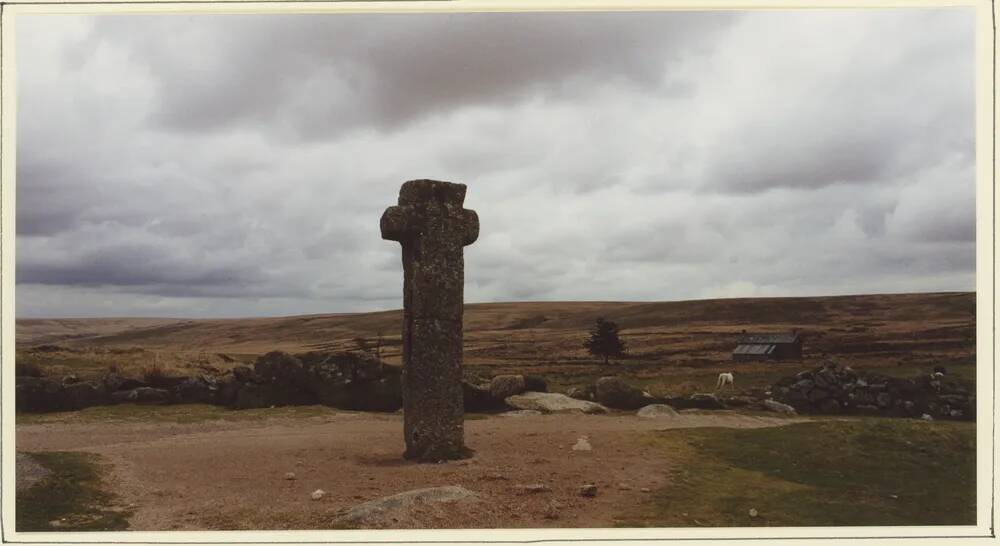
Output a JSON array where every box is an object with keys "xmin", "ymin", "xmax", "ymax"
[
  {"xmin": 111, "ymin": 387, "xmax": 171, "ymax": 405},
  {"xmin": 686, "ymin": 393, "xmax": 727, "ymax": 410},
  {"xmin": 62, "ymin": 381, "xmax": 109, "ymax": 410},
  {"xmin": 505, "ymin": 392, "xmax": 608, "ymax": 414},
  {"xmin": 595, "ymin": 376, "xmax": 656, "ymax": 410},
  {"xmin": 566, "ymin": 384, "xmax": 596, "ymax": 401},
  {"xmin": 333, "ymin": 486, "xmax": 478, "ymax": 527},
  {"xmin": 762, "ymin": 399, "xmax": 797, "ymax": 415},
  {"xmin": 489, "ymin": 375, "xmax": 527, "ymax": 400},
  {"xmin": 524, "ymin": 375, "xmax": 548, "ymax": 392},
  {"xmin": 16, "ymin": 377, "xmax": 65, "ymax": 412},
  {"xmin": 381, "ymin": 179, "xmax": 479, "ymax": 462},
  {"xmin": 462, "ymin": 381, "xmax": 506, "ymax": 412},
  {"xmin": 636, "ymin": 404, "xmax": 680, "ymax": 419},
  {"xmin": 498, "ymin": 410, "xmax": 542, "ymax": 417}
]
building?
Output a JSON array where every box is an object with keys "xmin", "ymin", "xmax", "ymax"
[{"xmin": 732, "ymin": 331, "xmax": 803, "ymax": 361}]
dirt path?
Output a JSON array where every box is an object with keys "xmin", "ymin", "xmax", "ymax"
[{"xmin": 16, "ymin": 410, "xmax": 802, "ymax": 529}]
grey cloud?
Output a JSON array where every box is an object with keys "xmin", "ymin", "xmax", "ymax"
[
  {"xmin": 14, "ymin": 10, "xmax": 977, "ymax": 318},
  {"xmin": 85, "ymin": 12, "xmax": 739, "ymax": 141}
]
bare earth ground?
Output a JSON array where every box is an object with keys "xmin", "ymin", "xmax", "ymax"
[{"xmin": 16, "ymin": 411, "xmax": 801, "ymax": 529}]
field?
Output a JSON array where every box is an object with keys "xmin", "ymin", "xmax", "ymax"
[
  {"xmin": 14, "ymin": 292, "xmax": 979, "ymax": 531},
  {"xmin": 16, "ymin": 291, "xmax": 977, "ymax": 393}
]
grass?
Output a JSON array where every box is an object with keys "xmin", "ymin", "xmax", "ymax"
[
  {"xmin": 16, "ymin": 451, "xmax": 131, "ymax": 531},
  {"xmin": 618, "ymin": 418, "xmax": 976, "ymax": 527},
  {"xmin": 17, "ymin": 403, "xmax": 349, "ymax": 425}
]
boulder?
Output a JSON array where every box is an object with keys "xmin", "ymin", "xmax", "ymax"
[
  {"xmin": 61, "ymin": 381, "xmax": 109, "ymax": 410},
  {"xmin": 523, "ymin": 375, "xmax": 548, "ymax": 392},
  {"xmin": 232, "ymin": 366, "xmax": 257, "ymax": 384},
  {"xmin": 566, "ymin": 384, "xmax": 596, "ymax": 401},
  {"xmin": 762, "ymin": 399, "xmax": 797, "ymax": 415},
  {"xmin": 102, "ymin": 372, "xmax": 146, "ymax": 393},
  {"xmin": 333, "ymin": 486, "xmax": 478, "ymax": 528},
  {"xmin": 686, "ymin": 393, "xmax": 727, "ymax": 410},
  {"xmin": 505, "ymin": 392, "xmax": 608, "ymax": 414},
  {"xmin": 15, "ymin": 377, "xmax": 65, "ymax": 412},
  {"xmin": 232, "ymin": 382, "xmax": 316, "ymax": 409},
  {"xmin": 216, "ymin": 377, "xmax": 242, "ymax": 406},
  {"xmin": 462, "ymin": 381, "xmax": 506, "ymax": 412},
  {"xmin": 172, "ymin": 376, "xmax": 218, "ymax": 405},
  {"xmin": 594, "ymin": 376, "xmax": 656, "ymax": 410},
  {"xmin": 489, "ymin": 375, "xmax": 527, "ymax": 400},
  {"xmin": 254, "ymin": 352, "xmax": 312, "ymax": 389},
  {"xmin": 636, "ymin": 404, "xmax": 680, "ymax": 419},
  {"xmin": 111, "ymin": 387, "xmax": 171, "ymax": 405}
]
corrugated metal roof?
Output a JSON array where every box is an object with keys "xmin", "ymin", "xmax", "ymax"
[
  {"xmin": 736, "ymin": 333, "xmax": 800, "ymax": 344},
  {"xmin": 733, "ymin": 344, "xmax": 776, "ymax": 355}
]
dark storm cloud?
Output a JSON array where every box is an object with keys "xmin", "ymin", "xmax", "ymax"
[{"xmin": 85, "ymin": 11, "xmax": 738, "ymax": 140}]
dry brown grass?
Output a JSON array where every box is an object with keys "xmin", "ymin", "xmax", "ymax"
[{"xmin": 16, "ymin": 292, "xmax": 975, "ymax": 390}]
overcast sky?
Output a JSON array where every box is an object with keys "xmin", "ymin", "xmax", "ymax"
[{"xmin": 16, "ymin": 9, "xmax": 976, "ymax": 318}]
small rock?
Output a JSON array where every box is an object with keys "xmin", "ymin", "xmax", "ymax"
[
  {"xmin": 521, "ymin": 483, "xmax": 550, "ymax": 493},
  {"xmin": 640, "ymin": 487, "xmax": 651, "ymax": 493},
  {"xmin": 889, "ymin": 494, "xmax": 898, "ymax": 500},
  {"xmin": 484, "ymin": 472, "xmax": 508, "ymax": 481},
  {"xmin": 749, "ymin": 508, "xmax": 758, "ymax": 517},
  {"xmin": 284, "ymin": 472, "xmax": 296, "ymax": 480},
  {"xmin": 921, "ymin": 413, "xmax": 934, "ymax": 421},
  {"xmin": 617, "ymin": 483, "xmax": 631, "ymax": 490},
  {"xmin": 580, "ymin": 484, "xmax": 598, "ymax": 497},
  {"xmin": 543, "ymin": 500, "xmax": 562, "ymax": 520},
  {"xmin": 310, "ymin": 489, "xmax": 326, "ymax": 500},
  {"xmin": 572, "ymin": 437, "xmax": 592, "ymax": 451}
]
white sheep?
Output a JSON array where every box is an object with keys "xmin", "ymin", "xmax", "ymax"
[{"xmin": 716, "ymin": 372, "xmax": 735, "ymax": 390}]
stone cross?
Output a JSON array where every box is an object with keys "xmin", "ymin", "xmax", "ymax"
[{"xmin": 380, "ymin": 179, "xmax": 479, "ymax": 461}]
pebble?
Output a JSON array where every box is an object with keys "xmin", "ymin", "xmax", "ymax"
[
  {"xmin": 310, "ymin": 489, "xmax": 326, "ymax": 500},
  {"xmin": 572, "ymin": 437, "xmax": 592, "ymax": 451},
  {"xmin": 284, "ymin": 472, "xmax": 296, "ymax": 480},
  {"xmin": 640, "ymin": 487, "xmax": 651, "ymax": 493},
  {"xmin": 749, "ymin": 508, "xmax": 758, "ymax": 517},
  {"xmin": 580, "ymin": 484, "xmax": 598, "ymax": 497},
  {"xmin": 521, "ymin": 483, "xmax": 551, "ymax": 493}
]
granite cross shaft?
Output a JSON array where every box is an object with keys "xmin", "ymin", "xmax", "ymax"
[{"xmin": 380, "ymin": 179, "xmax": 479, "ymax": 462}]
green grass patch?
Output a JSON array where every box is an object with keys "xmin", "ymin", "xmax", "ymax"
[
  {"xmin": 17, "ymin": 403, "xmax": 346, "ymax": 425},
  {"xmin": 619, "ymin": 418, "xmax": 975, "ymax": 527},
  {"xmin": 17, "ymin": 451, "xmax": 130, "ymax": 531}
]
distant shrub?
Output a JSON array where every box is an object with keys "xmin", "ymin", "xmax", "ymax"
[{"xmin": 15, "ymin": 361, "xmax": 44, "ymax": 377}]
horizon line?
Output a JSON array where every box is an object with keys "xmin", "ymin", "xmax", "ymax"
[{"xmin": 14, "ymin": 289, "xmax": 975, "ymax": 322}]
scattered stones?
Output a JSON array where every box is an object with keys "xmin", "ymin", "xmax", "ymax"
[
  {"xmin": 310, "ymin": 489, "xmax": 326, "ymax": 500},
  {"xmin": 543, "ymin": 501, "xmax": 561, "ymax": 520},
  {"xmin": 572, "ymin": 437, "xmax": 592, "ymax": 451},
  {"xmin": 505, "ymin": 392, "xmax": 608, "ymax": 414},
  {"xmin": 772, "ymin": 363, "xmax": 974, "ymax": 421},
  {"xmin": 636, "ymin": 404, "xmax": 680, "ymax": 419},
  {"xmin": 579, "ymin": 484, "xmax": 598, "ymax": 497}
]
